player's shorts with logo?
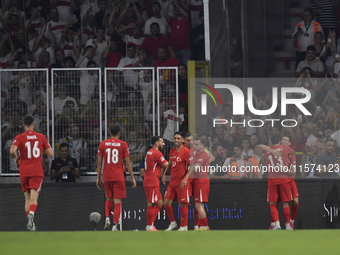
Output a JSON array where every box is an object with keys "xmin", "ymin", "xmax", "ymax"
[
  {"xmin": 267, "ymin": 183, "xmax": 292, "ymax": 203},
  {"xmin": 144, "ymin": 186, "xmax": 162, "ymax": 203},
  {"xmin": 289, "ymin": 180, "xmax": 299, "ymax": 199},
  {"xmin": 164, "ymin": 185, "xmax": 189, "ymax": 203},
  {"xmin": 20, "ymin": 176, "xmax": 44, "ymax": 193},
  {"xmin": 194, "ymin": 181, "xmax": 210, "ymax": 203},
  {"xmin": 104, "ymin": 181, "xmax": 126, "ymax": 199}
]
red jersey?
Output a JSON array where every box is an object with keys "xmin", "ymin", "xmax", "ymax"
[
  {"xmin": 98, "ymin": 138, "xmax": 130, "ymax": 181},
  {"xmin": 12, "ymin": 130, "xmax": 50, "ymax": 177},
  {"xmin": 144, "ymin": 148, "xmax": 167, "ymax": 187},
  {"xmin": 190, "ymin": 150, "xmax": 210, "ymax": 183},
  {"xmin": 139, "ymin": 35, "xmax": 172, "ymax": 59},
  {"xmin": 106, "ymin": 51, "xmax": 123, "ymax": 67},
  {"xmin": 169, "ymin": 17, "xmax": 191, "ymax": 51},
  {"xmin": 264, "ymin": 145, "xmax": 296, "ymax": 186},
  {"xmin": 169, "ymin": 146, "xmax": 190, "ymax": 187}
]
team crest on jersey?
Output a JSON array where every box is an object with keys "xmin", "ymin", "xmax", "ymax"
[
  {"xmin": 176, "ymin": 157, "xmax": 181, "ymax": 162},
  {"xmin": 68, "ymin": 161, "xmax": 73, "ymax": 166}
]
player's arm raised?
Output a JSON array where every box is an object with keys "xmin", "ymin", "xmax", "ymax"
[
  {"xmin": 162, "ymin": 160, "xmax": 171, "ymax": 185},
  {"xmin": 124, "ymin": 156, "xmax": 137, "ymax": 188},
  {"xmin": 96, "ymin": 155, "xmax": 103, "ymax": 189},
  {"xmin": 259, "ymin": 145, "xmax": 282, "ymax": 157}
]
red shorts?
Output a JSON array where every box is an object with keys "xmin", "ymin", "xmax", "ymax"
[
  {"xmin": 188, "ymin": 178, "xmax": 193, "ymax": 197},
  {"xmin": 289, "ymin": 180, "xmax": 299, "ymax": 199},
  {"xmin": 164, "ymin": 185, "xmax": 189, "ymax": 203},
  {"xmin": 104, "ymin": 181, "xmax": 126, "ymax": 199},
  {"xmin": 20, "ymin": 176, "xmax": 44, "ymax": 193},
  {"xmin": 144, "ymin": 186, "xmax": 162, "ymax": 204},
  {"xmin": 194, "ymin": 182, "xmax": 210, "ymax": 203},
  {"xmin": 267, "ymin": 183, "xmax": 292, "ymax": 203}
]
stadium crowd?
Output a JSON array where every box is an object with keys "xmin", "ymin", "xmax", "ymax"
[{"xmin": 1, "ymin": 0, "xmax": 340, "ymax": 181}]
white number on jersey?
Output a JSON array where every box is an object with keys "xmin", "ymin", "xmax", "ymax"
[
  {"xmin": 268, "ymin": 154, "xmax": 283, "ymax": 167},
  {"xmin": 25, "ymin": 141, "xmax": 40, "ymax": 159},
  {"xmin": 106, "ymin": 148, "xmax": 119, "ymax": 164}
]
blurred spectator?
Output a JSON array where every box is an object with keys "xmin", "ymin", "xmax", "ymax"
[
  {"xmin": 316, "ymin": 138, "xmax": 340, "ymax": 177},
  {"xmin": 75, "ymin": 45, "xmax": 98, "ymax": 67},
  {"xmin": 33, "ymin": 25, "xmax": 57, "ymax": 66},
  {"xmin": 314, "ymin": 32, "xmax": 326, "ymax": 62},
  {"xmin": 212, "ymin": 124, "xmax": 232, "ymax": 153},
  {"xmin": 3, "ymin": 86, "xmax": 27, "ymax": 116},
  {"xmin": 144, "ymin": 2, "xmax": 169, "ymax": 35},
  {"xmin": 231, "ymin": 125, "xmax": 249, "ymax": 147},
  {"xmin": 292, "ymin": 8, "xmax": 323, "ymax": 69},
  {"xmin": 79, "ymin": 61, "xmax": 99, "ymax": 108},
  {"xmin": 249, "ymin": 142, "xmax": 264, "ymax": 179},
  {"xmin": 188, "ymin": 0, "xmax": 203, "ymax": 28},
  {"xmin": 140, "ymin": 22, "xmax": 176, "ymax": 61},
  {"xmin": 4, "ymin": 126, "xmax": 22, "ymax": 174},
  {"xmin": 312, "ymin": 0, "xmax": 338, "ymax": 40},
  {"xmin": 118, "ymin": 43, "xmax": 139, "ymax": 89},
  {"xmin": 1, "ymin": 109, "xmax": 23, "ymax": 141},
  {"xmin": 60, "ymin": 18, "xmax": 79, "ymax": 59},
  {"xmin": 86, "ymin": 26, "xmax": 107, "ymax": 63},
  {"xmin": 10, "ymin": 68, "xmax": 33, "ymax": 106},
  {"xmin": 102, "ymin": 39, "xmax": 123, "ymax": 67},
  {"xmin": 79, "ymin": 0, "xmax": 99, "ymax": 22},
  {"xmin": 240, "ymin": 138, "xmax": 255, "ymax": 160},
  {"xmin": 33, "ymin": 103, "xmax": 48, "ymax": 132},
  {"xmin": 118, "ymin": 1, "xmax": 143, "ymax": 35},
  {"xmin": 191, "ymin": 10, "xmax": 204, "ymax": 60},
  {"xmin": 209, "ymin": 143, "xmax": 228, "ymax": 180},
  {"xmin": 95, "ymin": 0, "xmax": 108, "ymax": 26},
  {"xmin": 153, "ymin": 46, "xmax": 180, "ymax": 67},
  {"xmin": 222, "ymin": 144, "xmax": 250, "ymax": 180},
  {"xmin": 54, "ymin": 84, "xmax": 78, "ymax": 115},
  {"xmin": 3, "ymin": 11, "xmax": 25, "ymax": 40},
  {"xmin": 44, "ymin": 7, "xmax": 66, "ymax": 48},
  {"xmin": 117, "ymin": 24, "xmax": 145, "ymax": 55},
  {"xmin": 295, "ymin": 45, "xmax": 325, "ymax": 78},
  {"xmin": 302, "ymin": 140, "xmax": 322, "ymax": 178},
  {"xmin": 81, "ymin": 7, "xmax": 98, "ymax": 46},
  {"xmin": 165, "ymin": 0, "xmax": 191, "ymax": 65},
  {"xmin": 25, "ymin": 0, "xmax": 51, "ymax": 20},
  {"xmin": 51, "ymin": 143, "xmax": 80, "ymax": 182},
  {"xmin": 58, "ymin": 124, "xmax": 88, "ymax": 171},
  {"xmin": 128, "ymin": 130, "xmax": 147, "ymax": 173},
  {"xmin": 51, "ymin": 0, "xmax": 79, "ymax": 23},
  {"xmin": 25, "ymin": 6, "xmax": 45, "ymax": 34}
]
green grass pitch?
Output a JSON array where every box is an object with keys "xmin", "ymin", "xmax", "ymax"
[{"xmin": 1, "ymin": 230, "xmax": 339, "ymax": 255}]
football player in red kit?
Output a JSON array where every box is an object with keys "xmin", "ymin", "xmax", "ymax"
[
  {"xmin": 162, "ymin": 131, "xmax": 190, "ymax": 231},
  {"xmin": 10, "ymin": 115, "xmax": 54, "ymax": 231},
  {"xmin": 183, "ymin": 137, "xmax": 210, "ymax": 230},
  {"xmin": 97, "ymin": 125, "xmax": 136, "ymax": 231},
  {"xmin": 264, "ymin": 134, "xmax": 295, "ymax": 230},
  {"xmin": 144, "ymin": 136, "xmax": 168, "ymax": 231}
]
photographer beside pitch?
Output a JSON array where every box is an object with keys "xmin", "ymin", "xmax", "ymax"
[{"xmin": 10, "ymin": 115, "xmax": 53, "ymax": 231}]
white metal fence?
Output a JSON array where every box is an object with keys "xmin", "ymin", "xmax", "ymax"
[{"xmin": 1, "ymin": 67, "xmax": 180, "ymax": 177}]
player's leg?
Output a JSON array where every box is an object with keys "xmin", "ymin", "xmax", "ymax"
[
  {"xmin": 188, "ymin": 179, "xmax": 199, "ymax": 229},
  {"xmin": 268, "ymin": 185, "xmax": 280, "ymax": 230},
  {"xmin": 105, "ymin": 197, "xmax": 113, "ymax": 230},
  {"xmin": 27, "ymin": 189, "xmax": 39, "ymax": 231},
  {"xmin": 194, "ymin": 183, "xmax": 210, "ymax": 230},
  {"xmin": 279, "ymin": 183, "xmax": 293, "ymax": 230},
  {"xmin": 112, "ymin": 181, "xmax": 126, "ymax": 231},
  {"xmin": 177, "ymin": 187, "xmax": 189, "ymax": 231},
  {"xmin": 290, "ymin": 181, "xmax": 299, "ymax": 227},
  {"xmin": 24, "ymin": 192, "xmax": 30, "ymax": 217},
  {"xmin": 145, "ymin": 186, "xmax": 163, "ymax": 231},
  {"xmin": 104, "ymin": 181, "xmax": 114, "ymax": 230},
  {"xmin": 164, "ymin": 186, "xmax": 178, "ymax": 230}
]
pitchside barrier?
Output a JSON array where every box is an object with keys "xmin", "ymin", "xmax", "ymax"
[{"xmin": 0, "ymin": 179, "xmax": 339, "ymax": 231}]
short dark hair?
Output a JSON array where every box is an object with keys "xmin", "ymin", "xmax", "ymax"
[
  {"xmin": 18, "ymin": 61, "xmax": 27, "ymax": 67},
  {"xmin": 178, "ymin": 63, "xmax": 187, "ymax": 70},
  {"xmin": 196, "ymin": 137, "xmax": 206, "ymax": 147},
  {"xmin": 64, "ymin": 56, "xmax": 75, "ymax": 65},
  {"xmin": 212, "ymin": 143, "xmax": 222, "ymax": 152},
  {"xmin": 151, "ymin": 135, "xmax": 161, "ymax": 145},
  {"xmin": 174, "ymin": 131, "xmax": 183, "ymax": 137},
  {"xmin": 281, "ymin": 134, "xmax": 291, "ymax": 142},
  {"xmin": 87, "ymin": 60, "xmax": 96, "ymax": 67},
  {"xmin": 59, "ymin": 143, "xmax": 69, "ymax": 150},
  {"xmin": 306, "ymin": 45, "xmax": 316, "ymax": 52},
  {"xmin": 324, "ymin": 123, "xmax": 335, "ymax": 132},
  {"xmin": 158, "ymin": 46, "xmax": 166, "ymax": 51},
  {"xmin": 127, "ymin": 43, "xmax": 136, "ymax": 49},
  {"xmin": 233, "ymin": 144, "xmax": 243, "ymax": 150},
  {"xmin": 85, "ymin": 45, "xmax": 95, "ymax": 51},
  {"xmin": 23, "ymin": 114, "xmax": 34, "ymax": 127},
  {"xmin": 150, "ymin": 22, "xmax": 160, "ymax": 29},
  {"xmin": 151, "ymin": 2, "xmax": 161, "ymax": 9},
  {"xmin": 183, "ymin": 132, "xmax": 192, "ymax": 138},
  {"xmin": 253, "ymin": 141, "xmax": 262, "ymax": 148},
  {"xmin": 250, "ymin": 133, "xmax": 259, "ymax": 139},
  {"xmin": 270, "ymin": 134, "xmax": 281, "ymax": 145},
  {"xmin": 96, "ymin": 26, "xmax": 105, "ymax": 32},
  {"xmin": 110, "ymin": 125, "xmax": 120, "ymax": 136},
  {"xmin": 326, "ymin": 138, "xmax": 335, "ymax": 144}
]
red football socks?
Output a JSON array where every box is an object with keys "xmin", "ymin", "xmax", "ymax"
[
  {"xmin": 147, "ymin": 206, "xmax": 155, "ymax": 226},
  {"xmin": 283, "ymin": 206, "xmax": 291, "ymax": 223},
  {"xmin": 105, "ymin": 200, "xmax": 113, "ymax": 218},
  {"xmin": 194, "ymin": 209, "xmax": 199, "ymax": 226},
  {"xmin": 180, "ymin": 206, "xmax": 188, "ymax": 227},
  {"xmin": 270, "ymin": 204, "xmax": 279, "ymax": 222},
  {"xmin": 25, "ymin": 211, "xmax": 29, "ymax": 216},
  {"xmin": 165, "ymin": 205, "xmax": 175, "ymax": 222},
  {"xmin": 200, "ymin": 217, "xmax": 208, "ymax": 227},
  {"xmin": 291, "ymin": 203, "xmax": 299, "ymax": 221},
  {"xmin": 113, "ymin": 203, "xmax": 121, "ymax": 224},
  {"xmin": 29, "ymin": 204, "xmax": 37, "ymax": 214}
]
